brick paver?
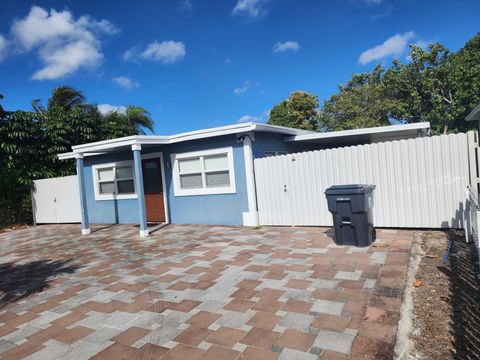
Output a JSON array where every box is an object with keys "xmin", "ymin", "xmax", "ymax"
[{"xmin": 0, "ymin": 224, "xmax": 413, "ymax": 359}]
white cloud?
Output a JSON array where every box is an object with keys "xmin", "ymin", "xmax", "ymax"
[
  {"xmin": 359, "ymin": 31, "xmax": 415, "ymax": 65},
  {"xmin": 273, "ymin": 41, "xmax": 300, "ymax": 53},
  {"xmin": 32, "ymin": 40, "xmax": 102, "ymax": 80},
  {"xmin": 112, "ymin": 76, "xmax": 139, "ymax": 90},
  {"xmin": 141, "ymin": 40, "xmax": 186, "ymax": 63},
  {"xmin": 0, "ymin": 35, "xmax": 7, "ymax": 60},
  {"xmin": 179, "ymin": 0, "xmax": 193, "ymax": 12},
  {"xmin": 123, "ymin": 41, "xmax": 186, "ymax": 64},
  {"xmin": 85, "ymin": 18, "xmax": 119, "ymax": 35},
  {"xmin": 122, "ymin": 47, "xmax": 136, "ymax": 61},
  {"xmin": 359, "ymin": 0, "xmax": 382, "ymax": 4},
  {"xmin": 371, "ymin": 5, "xmax": 393, "ymax": 21},
  {"xmin": 233, "ymin": 80, "xmax": 264, "ymax": 95},
  {"xmin": 233, "ymin": 80, "xmax": 251, "ymax": 95},
  {"xmin": 232, "ymin": 0, "xmax": 269, "ymax": 18},
  {"xmin": 237, "ymin": 115, "xmax": 261, "ymax": 123},
  {"xmin": 97, "ymin": 104, "xmax": 127, "ymax": 115},
  {"xmin": 9, "ymin": 5, "xmax": 117, "ymax": 80}
]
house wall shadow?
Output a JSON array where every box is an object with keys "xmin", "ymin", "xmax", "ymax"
[{"xmin": 0, "ymin": 259, "xmax": 79, "ymax": 307}]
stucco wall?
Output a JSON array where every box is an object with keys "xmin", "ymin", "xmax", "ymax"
[
  {"xmin": 84, "ymin": 151, "xmax": 139, "ymax": 224},
  {"xmin": 252, "ymin": 132, "xmax": 291, "ymax": 158},
  {"xmin": 252, "ymin": 132, "xmax": 315, "ymax": 158},
  {"xmin": 162, "ymin": 135, "xmax": 248, "ymax": 226},
  {"xmin": 83, "ymin": 134, "xmax": 249, "ymax": 226}
]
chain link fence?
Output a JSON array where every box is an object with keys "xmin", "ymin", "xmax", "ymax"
[
  {"xmin": 465, "ymin": 185, "xmax": 480, "ymax": 268},
  {"xmin": 0, "ymin": 195, "xmax": 33, "ymax": 230}
]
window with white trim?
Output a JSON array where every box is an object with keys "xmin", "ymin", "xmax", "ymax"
[
  {"xmin": 93, "ymin": 161, "xmax": 137, "ymax": 200},
  {"xmin": 172, "ymin": 147, "xmax": 236, "ymax": 196}
]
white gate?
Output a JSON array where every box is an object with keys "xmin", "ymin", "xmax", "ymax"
[
  {"xmin": 32, "ymin": 175, "xmax": 81, "ymax": 224},
  {"xmin": 255, "ymin": 132, "xmax": 476, "ymax": 228}
]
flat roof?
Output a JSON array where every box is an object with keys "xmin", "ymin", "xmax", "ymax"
[
  {"xmin": 285, "ymin": 122, "xmax": 431, "ymax": 144},
  {"xmin": 58, "ymin": 122, "xmax": 314, "ymax": 159},
  {"xmin": 58, "ymin": 121, "xmax": 431, "ymax": 160}
]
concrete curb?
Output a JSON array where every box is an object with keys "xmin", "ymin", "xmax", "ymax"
[{"xmin": 394, "ymin": 231, "xmax": 423, "ymax": 360}]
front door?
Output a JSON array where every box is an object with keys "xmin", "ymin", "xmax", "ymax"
[{"xmin": 141, "ymin": 158, "xmax": 165, "ymax": 222}]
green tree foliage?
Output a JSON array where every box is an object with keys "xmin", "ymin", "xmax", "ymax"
[
  {"xmin": 48, "ymin": 86, "xmax": 86, "ymax": 111},
  {"xmin": 268, "ymin": 91, "xmax": 319, "ymax": 131},
  {"xmin": 100, "ymin": 106, "xmax": 154, "ymax": 139},
  {"xmin": 0, "ymin": 87, "xmax": 154, "ymax": 225},
  {"xmin": 0, "ymin": 111, "xmax": 45, "ymax": 214},
  {"xmin": 274, "ymin": 33, "xmax": 479, "ymax": 135},
  {"xmin": 319, "ymin": 65, "xmax": 392, "ymax": 131},
  {"xmin": 383, "ymin": 34, "xmax": 480, "ymax": 134},
  {"xmin": 0, "ymin": 94, "xmax": 4, "ymax": 117}
]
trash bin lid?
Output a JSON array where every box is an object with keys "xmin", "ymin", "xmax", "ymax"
[{"xmin": 324, "ymin": 184, "xmax": 375, "ymax": 195}]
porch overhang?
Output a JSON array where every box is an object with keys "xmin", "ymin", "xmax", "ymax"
[{"xmin": 57, "ymin": 122, "xmax": 313, "ymax": 159}]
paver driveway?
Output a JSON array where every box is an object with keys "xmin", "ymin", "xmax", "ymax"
[{"xmin": 0, "ymin": 224, "xmax": 413, "ymax": 359}]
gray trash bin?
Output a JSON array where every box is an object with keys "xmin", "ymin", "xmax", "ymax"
[{"xmin": 325, "ymin": 184, "xmax": 376, "ymax": 247}]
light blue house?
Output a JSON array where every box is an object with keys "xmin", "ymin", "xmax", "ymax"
[{"xmin": 58, "ymin": 121, "xmax": 430, "ymax": 236}]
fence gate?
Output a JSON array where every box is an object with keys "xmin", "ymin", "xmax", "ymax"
[
  {"xmin": 32, "ymin": 175, "xmax": 81, "ymax": 224},
  {"xmin": 255, "ymin": 132, "xmax": 477, "ymax": 229}
]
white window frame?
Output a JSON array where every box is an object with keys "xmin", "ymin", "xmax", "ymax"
[
  {"xmin": 171, "ymin": 147, "xmax": 236, "ymax": 196},
  {"xmin": 92, "ymin": 160, "xmax": 138, "ymax": 201}
]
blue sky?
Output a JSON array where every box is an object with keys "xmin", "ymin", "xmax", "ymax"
[{"xmin": 0, "ymin": 0, "xmax": 478, "ymax": 135}]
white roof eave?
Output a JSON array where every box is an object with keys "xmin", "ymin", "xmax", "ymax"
[
  {"xmin": 285, "ymin": 122, "xmax": 431, "ymax": 142},
  {"xmin": 58, "ymin": 122, "xmax": 310, "ymax": 159}
]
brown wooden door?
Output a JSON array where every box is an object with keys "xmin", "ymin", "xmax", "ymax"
[{"xmin": 141, "ymin": 158, "xmax": 165, "ymax": 222}]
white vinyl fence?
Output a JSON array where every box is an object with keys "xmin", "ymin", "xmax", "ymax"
[
  {"xmin": 255, "ymin": 132, "xmax": 476, "ymax": 228},
  {"xmin": 32, "ymin": 175, "xmax": 81, "ymax": 224}
]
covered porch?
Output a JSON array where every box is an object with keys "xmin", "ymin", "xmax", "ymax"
[{"xmin": 59, "ymin": 141, "xmax": 169, "ymax": 238}]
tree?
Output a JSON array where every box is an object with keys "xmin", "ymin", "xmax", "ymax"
[
  {"xmin": 0, "ymin": 87, "xmax": 156, "ymax": 227},
  {"xmin": 32, "ymin": 86, "xmax": 86, "ymax": 114},
  {"xmin": 383, "ymin": 33, "xmax": 480, "ymax": 134},
  {"xmin": 0, "ymin": 94, "xmax": 4, "ymax": 118},
  {"xmin": 47, "ymin": 86, "xmax": 86, "ymax": 111},
  {"xmin": 383, "ymin": 43, "xmax": 451, "ymax": 134},
  {"xmin": 318, "ymin": 64, "xmax": 392, "ymax": 131},
  {"xmin": 269, "ymin": 33, "xmax": 479, "ymax": 134},
  {"xmin": 42, "ymin": 106, "xmax": 102, "ymax": 175},
  {"xmin": 0, "ymin": 111, "xmax": 46, "ymax": 217},
  {"xmin": 124, "ymin": 106, "xmax": 154, "ymax": 134},
  {"xmin": 268, "ymin": 91, "xmax": 319, "ymax": 131},
  {"xmin": 441, "ymin": 33, "xmax": 480, "ymax": 133},
  {"xmin": 100, "ymin": 105, "xmax": 154, "ymax": 138}
]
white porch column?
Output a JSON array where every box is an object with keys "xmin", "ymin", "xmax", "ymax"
[
  {"xmin": 132, "ymin": 144, "xmax": 148, "ymax": 237},
  {"xmin": 75, "ymin": 153, "xmax": 90, "ymax": 235},
  {"xmin": 242, "ymin": 134, "xmax": 259, "ymax": 226}
]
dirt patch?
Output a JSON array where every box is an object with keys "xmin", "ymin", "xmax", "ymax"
[
  {"xmin": 408, "ymin": 230, "xmax": 480, "ymax": 360},
  {"xmin": 0, "ymin": 224, "xmax": 30, "ymax": 234}
]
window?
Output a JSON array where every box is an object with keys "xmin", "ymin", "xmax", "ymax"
[
  {"xmin": 172, "ymin": 147, "xmax": 236, "ymax": 196},
  {"xmin": 92, "ymin": 161, "xmax": 137, "ymax": 200}
]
